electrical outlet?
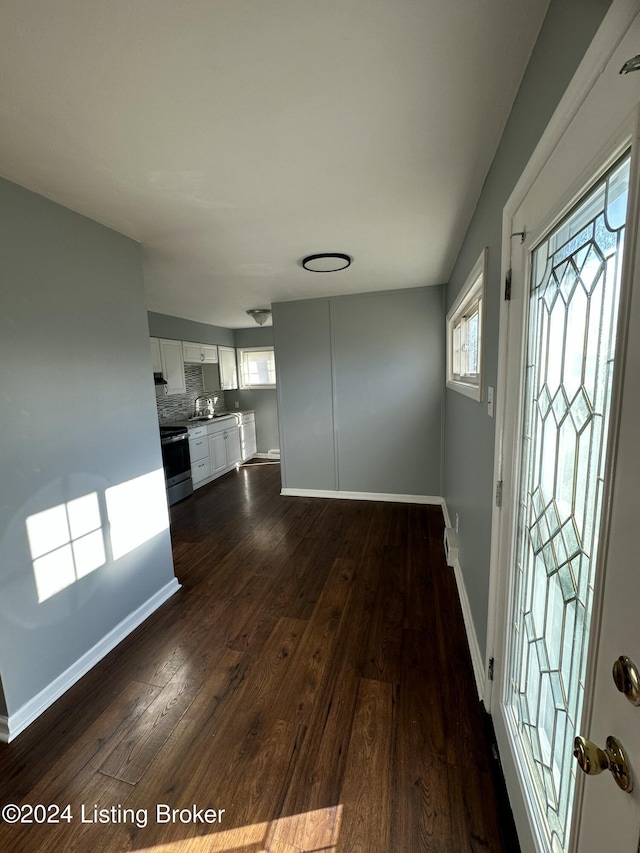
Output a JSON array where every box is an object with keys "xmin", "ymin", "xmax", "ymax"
[
  {"xmin": 455, "ymin": 513, "xmax": 459, "ymax": 533},
  {"xmin": 234, "ymin": 401, "xmax": 239, "ymax": 409}
]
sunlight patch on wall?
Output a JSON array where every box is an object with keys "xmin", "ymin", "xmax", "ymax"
[
  {"xmin": 26, "ymin": 493, "xmax": 106, "ymax": 603},
  {"xmin": 105, "ymin": 469, "xmax": 169, "ymax": 560},
  {"xmin": 137, "ymin": 804, "xmax": 343, "ymax": 852},
  {"xmin": 25, "ymin": 469, "xmax": 170, "ymax": 603}
]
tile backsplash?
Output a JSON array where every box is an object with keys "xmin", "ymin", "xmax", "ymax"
[{"xmin": 156, "ymin": 365, "xmax": 226, "ymax": 423}]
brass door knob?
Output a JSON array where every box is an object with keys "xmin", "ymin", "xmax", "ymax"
[
  {"xmin": 573, "ymin": 736, "xmax": 609, "ymax": 775},
  {"xmin": 612, "ymin": 656, "xmax": 640, "ymax": 705},
  {"xmin": 573, "ymin": 735, "xmax": 633, "ymax": 792}
]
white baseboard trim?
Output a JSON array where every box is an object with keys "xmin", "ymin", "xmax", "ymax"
[
  {"xmin": 0, "ymin": 578, "xmax": 181, "ymax": 744},
  {"xmin": 280, "ymin": 488, "xmax": 445, "ymax": 506},
  {"xmin": 442, "ymin": 512, "xmax": 485, "ymax": 702}
]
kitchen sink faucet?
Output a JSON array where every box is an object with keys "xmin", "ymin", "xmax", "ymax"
[{"xmin": 194, "ymin": 395, "xmax": 213, "ymax": 415}]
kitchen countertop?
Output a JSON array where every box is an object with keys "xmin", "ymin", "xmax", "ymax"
[{"xmin": 159, "ymin": 410, "xmax": 254, "ymax": 428}]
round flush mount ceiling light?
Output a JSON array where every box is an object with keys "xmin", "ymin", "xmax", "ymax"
[{"xmin": 302, "ymin": 253, "xmax": 352, "ymax": 272}]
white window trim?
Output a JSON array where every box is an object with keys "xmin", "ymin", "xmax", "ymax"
[
  {"xmin": 446, "ymin": 248, "xmax": 487, "ymax": 402},
  {"xmin": 238, "ymin": 346, "xmax": 276, "ymax": 389}
]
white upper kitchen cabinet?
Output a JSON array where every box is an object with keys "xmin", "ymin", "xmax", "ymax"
[
  {"xmin": 150, "ymin": 337, "xmax": 162, "ymax": 373},
  {"xmin": 158, "ymin": 338, "xmax": 186, "ymax": 395},
  {"xmin": 218, "ymin": 345, "xmax": 238, "ymax": 390},
  {"xmin": 183, "ymin": 341, "xmax": 218, "ymax": 364},
  {"xmin": 201, "ymin": 344, "xmax": 218, "ymax": 363}
]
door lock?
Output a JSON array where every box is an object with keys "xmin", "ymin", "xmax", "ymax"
[
  {"xmin": 573, "ymin": 735, "xmax": 633, "ymax": 792},
  {"xmin": 612, "ymin": 656, "xmax": 640, "ymax": 706}
]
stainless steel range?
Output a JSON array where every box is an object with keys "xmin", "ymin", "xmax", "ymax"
[{"xmin": 159, "ymin": 425, "xmax": 193, "ymax": 505}]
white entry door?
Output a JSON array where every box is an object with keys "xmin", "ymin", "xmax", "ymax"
[{"xmin": 490, "ymin": 5, "xmax": 640, "ymax": 852}]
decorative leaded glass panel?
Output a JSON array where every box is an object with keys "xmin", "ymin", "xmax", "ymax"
[{"xmin": 506, "ymin": 153, "xmax": 629, "ymax": 853}]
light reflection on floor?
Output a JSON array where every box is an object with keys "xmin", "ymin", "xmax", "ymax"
[{"xmin": 138, "ymin": 805, "xmax": 342, "ymax": 853}]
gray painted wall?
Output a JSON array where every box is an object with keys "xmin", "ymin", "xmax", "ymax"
[
  {"xmin": 443, "ymin": 0, "xmax": 613, "ymax": 659},
  {"xmin": 273, "ymin": 299, "xmax": 336, "ymax": 489},
  {"xmin": 274, "ymin": 287, "xmax": 444, "ymax": 496},
  {"xmin": 0, "ymin": 179, "xmax": 177, "ymax": 716},
  {"xmin": 147, "ymin": 311, "xmax": 235, "ymax": 347}
]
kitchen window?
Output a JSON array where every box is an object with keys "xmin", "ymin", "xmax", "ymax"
[
  {"xmin": 446, "ymin": 248, "xmax": 487, "ymax": 401},
  {"xmin": 238, "ymin": 346, "xmax": 276, "ymax": 389}
]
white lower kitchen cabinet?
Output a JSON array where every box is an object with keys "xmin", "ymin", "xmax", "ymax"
[
  {"xmin": 189, "ymin": 416, "xmax": 242, "ymax": 489},
  {"xmin": 189, "ymin": 426, "xmax": 211, "ymax": 485},
  {"xmin": 191, "ymin": 454, "xmax": 212, "ymax": 485},
  {"xmin": 209, "ymin": 430, "xmax": 227, "ymax": 476},
  {"xmin": 210, "ymin": 424, "xmax": 240, "ymax": 472},
  {"xmin": 225, "ymin": 425, "xmax": 241, "ymax": 466},
  {"xmin": 188, "ymin": 428, "xmax": 208, "ymax": 461},
  {"xmin": 239, "ymin": 412, "xmax": 257, "ymax": 460}
]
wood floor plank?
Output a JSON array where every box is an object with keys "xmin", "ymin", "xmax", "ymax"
[
  {"xmin": 278, "ymin": 555, "xmax": 377, "ymax": 820},
  {"xmin": 269, "ymin": 558, "xmax": 356, "ymax": 725},
  {"xmin": 447, "ymin": 764, "xmax": 502, "ymax": 852},
  {"xmin": 391, "ymin": 629, "xmax": 452, "ymax": 852},
  {"xmin": 431, "ymin": 561, "xmax": 491, "ymax": 773},
  {"xmin": 270, "ymin": 803, "xmax": 343, "ymax": 852},
  {"xmin": 277, "ymin": 534, "xmax": 342, "ymax": 621},
  {"xmin": 336, "ymin": 678, "xmax": 394, "ymax": 853},
  {"xmin": 97, "ymin": 680, "xmax": 201, "ymax": 784},
  {"xmin": 0, "ymin": 681, "xmax": 160, "ymax": 808},
  {"xmin": 223, "ymin": 616, "xmax": 306, "ymax": 722},
  {"xmin": 361, "ymin": 545, "xmax": 405, "ymax": 683},
  {"xmin": 223, "ymin": 716, "xmax": 305, "ymax": 830},
  {"xmin": 24, "ymin": 680, "xmax": 162, "ymax": 804},
  {"xmin": 114, "ymin": 682, "xmax": 226, "ymax": 810}
]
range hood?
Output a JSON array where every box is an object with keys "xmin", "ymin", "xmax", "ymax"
[{"xmin": 154, "ymin": 372, "xmax": 167, "ymax": 386}]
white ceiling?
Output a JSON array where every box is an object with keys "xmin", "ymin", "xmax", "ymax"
[{"xmin": 1, "ymin": 0, "xmax": 550, "ymax": 328}]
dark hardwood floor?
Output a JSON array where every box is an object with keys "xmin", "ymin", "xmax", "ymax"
[{"xmin": 0, "ymin": 461, "xmax": 517, "ymax": 852}]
